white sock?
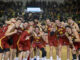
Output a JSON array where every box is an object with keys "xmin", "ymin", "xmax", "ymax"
[
  {"xmin": 67, "ymin": 59, "xmax": 69, "ymax": 60},
  {"xmin": 77, "ymin": 56, "xmax": 79, "ymax": 60},
  {"xmin": 50, "ymin": 56, "xmax": 53, "ymax": 60},
  {"xmin": 30, "ymin": 58, "xmax": 34, "ymax": 60},
  {"xmin": 34, "ymin": 56, "xmax": 36, "ymax": 58},
  {"xmin": 36, "ymin": 56, "xmax": 39, "ymax": 60},
  {"xmin": 42, "ymin": 57, "xmax": 46, "ymax": 60},
  {"xmin": 8, "ymin": 58, "xmax": 9, "ymax": 60},
  {"xmin": 59, "ymin": 58, "xmax": 61, "ymax": 60},
  {"xmin": 14, "ymin": 57, "xmax": 19, "ymax": 60},
  {"xmin": 23, "ymin": 58, "xmax": 27, "ymax": 60},
  {"xmin": 57, "ymin": 56, "xmax": 59, "ymax": 60}
]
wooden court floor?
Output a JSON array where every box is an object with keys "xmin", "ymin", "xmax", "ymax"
[{"xmin": 39, "ymin": 45, "xmax": 72, "ymax": 60}]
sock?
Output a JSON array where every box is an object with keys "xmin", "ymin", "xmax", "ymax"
[
  {"xmin": 50, "ymin": 56, "xmax": 53, "ymax": 60},
  {"xmin": 36, "ymin": 56, "xmax": 39, "ymax": 60},
  {"xmin": 14, "ymin": 57, "xmax": 19, "ymax": 60},
  {"xmin": 42, "ymin": 57, "xmax": 46, "ymax": 60},
  {"xmin": 34, "ymin": 56, "xmax": 36, "ymax": 60},
  {"xmin": 57, "ymin": 56, "xmax": 59, "ymax": 60},
  {"xmin": 73, "ymin": 54, "xmax": 76, "ymax": 60},
  {"xmin": 77, "ymin": 56, "xmax": 78, "ymax": 60},
  {"xmin": 59, "ymin": 58, "xmax": 61, "ymax": 60},
  {"xmin": 44, "ymin": 57, "xmax": 46, "ymax": 60},
  {"xmin": 67, "ymin": 59, "xmax": 69, "ymax": 60},
  {"xmin": 30, "ymin": 58, "xmax": 34, "ymax": 60},
  {"xmin": 23, "ymin": 58, "xmax": 27, "ymax": 60},
  {"xmin": 8, "ymin": 58, "xmax": 9, "ymax": 60},
  {"xmin": 34, "ymin": 56, "xmax": 36, "ymax": 58}
]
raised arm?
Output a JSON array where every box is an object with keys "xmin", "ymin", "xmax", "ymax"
[
  {"xmin": 75, "ymin": 23, "xmax": 79, "ymax": 32},
  {"xmin": 5, "ymin": 24, "xmax": 17, "ymax": 36},
  {"xmin": 72, "ymin": 29, "xmax": 80, "ymax": 42}
]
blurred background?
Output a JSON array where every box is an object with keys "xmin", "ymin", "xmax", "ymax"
[
  {"xmin": 0, "ymin": 0, "xmax": 80, "ymax": 26},
  {"xmin": 0, "ymin": 1, "xmax": 80, "ymax": 60}
]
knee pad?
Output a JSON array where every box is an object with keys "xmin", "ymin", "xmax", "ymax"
[
  {"xmin": 26, "ymin": 51, "xmax": 30, "ymax": 57},
  {"xmin": 72, "ymin": 54, "xmax": 76, "ymax": 59},
  {"xmin": 40, "ymin": 48, "xmax": 46, "ymax": 57},
  {"xmin": 78, "ymin": 55, "xmax": 80, "ymax": 60}
]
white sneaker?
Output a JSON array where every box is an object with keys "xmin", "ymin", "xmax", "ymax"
[
  {"xmin": 42, "ymin": 57, "xmax": 46, "ymax": 60},
  {"xmin": 67, "ymin": 59, "xmax": 69, "ymax": 60},
  {"xmin": 57, "ymin": 56, "xmax": 59, "ymax": 60},
  {"xmin": 36, "ymin": 56, "xmax": 40, "ymax": 60},
  {"xmin": 50, "ymin": 56, "xmax": 53, "ymax": 60},
  {"xmin": 58, "ymin": 58, "xmax": 61, "ymax": 60},
  {"xmin": 23, "ymin": 58, "xmax": 27, "ymax": 60},
  {"xmin": 30, "ymin": 58, "xmax": 34, "ymax": 60},
  {"xmin": 14, "ymin": 57, "xmax": 18, "ymax": 60}
]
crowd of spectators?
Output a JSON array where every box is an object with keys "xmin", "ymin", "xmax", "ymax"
[{"xmin": 0, "ymin": 0, "xmax": 80, "ymax": 24}]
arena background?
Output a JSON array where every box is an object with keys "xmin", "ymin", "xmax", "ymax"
[{"xmin": 0, "ymin": 0, "xmax": 80, "ymax": 60}]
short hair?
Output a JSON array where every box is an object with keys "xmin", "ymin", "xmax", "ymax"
[
  {"xmin": 35, "ymin": 26, "xmax": 39, "ymax": 28},
  {"xmin": 67, "ymin": 17, "xmax": 72, "ymax": 20},
  {"xmin": 16, "ymin": 17, "xmax": 24, "ymax": 22},
  {"xmin": 41, "ymin": 23, "xmax": 46, "ymax": 26},
  {"xmin": 65, "ymin": 25, "xmax": 71, "ymax": 28},
  {"xmin": 35, "ymin": 26, "xmax": 40, "ymax": 30}
]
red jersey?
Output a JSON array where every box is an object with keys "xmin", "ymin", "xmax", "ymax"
[
  {"xmin": 11, "ymin": 27, "xmax": 23, "ymax": 49},
  {"xmin": 19, "ymin": 30, "xmax": 30, "ymax": 42},
  {"xmin": 17, "ymin": 30, "xmax": 31, "ymax": 51},
  {"xmin": 0, "ymin": 25, "xmax": 9, "ymax": 49},
  {"xmin": 33, "ymin": 32, "xmax": 44, "ymax": 43},
  {"xmin": 12, "ymin": 28, "xmax": 23, "ymax": 42},
  {"xmin": 0, "ymin": 25, "xmax": 9, "ymax": 39},
  {"xmin": 56, "ymin": 26, "xmax": 66, "ymax": 38}
]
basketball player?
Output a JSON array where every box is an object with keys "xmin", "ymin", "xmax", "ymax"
[
  {"xmin": 65, "ymin": 26, "xmax": 80, "ymax": 60},
  {"xmin": 31, "ymin": 26, "xmax": 46, "ymax": 60},
  {"xmin": 17, "ymin": 26, "xmax": 33, "ymax": 60},
  {"xmin": 10, "ymin": 18, "xmax": 23, "ymax": 60},
  {"xmin": 68, "ymin": 17, "xmax": 79, "ymax": 32}
]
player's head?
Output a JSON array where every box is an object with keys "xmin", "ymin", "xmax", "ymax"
[
  {"xmin": 10, "ymin": 18, "xmax": 16, "ymax": 23},
  {"xmin": 23, "ymin": 22, "xmax": 28, "ymax": 29},
  {"xmin": 34, "ymin": 19, "xmax": 38, "ymax": 22},
  {"xmin": 41, "ymin": 23, "xmax": 46, "ymax": 29},
  {"xmin": 68, "ymin": 17, "xmax": 73, "ymax": 24},
  {"xmin": 5, "ymin": 18, "xmax": 16, "ymax": 24},
  {"xmin": 15, "ymin": 18, "xmax": 22, "ymax": 28},
  {"xmin": 61, "ymin": 21, "xmax": 65, "ymax": 27},
  {"xmin": 46, "ymin": 18, "xmax": 51, "ymax": 25},
  {"xmin": 55, "ymin": 19, "xmax": 60, "ymax": 26},
  {"xmin": 28, "ymin": 26, "xmax": 34, "ymax": 33},
  {"xmin": 29, "ymin": 21, "xmax": 34, "ymax": 26},
  {"xmin": 65, "ymin": 25, "xmax": 72, "ymax": 33},
  {"xmin": 35, "ymin": 26, "xmax": 40, "ymax": 33}
]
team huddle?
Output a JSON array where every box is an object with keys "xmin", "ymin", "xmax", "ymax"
[{"xmin": 0, "ymin": 16, "xmax": 80, "ymax": 60}]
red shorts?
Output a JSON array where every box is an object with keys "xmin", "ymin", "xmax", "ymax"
[
  {"xmin": 58, "ymin": 36, "xmax": 69, "ymax": 46},
  {"xmin": 49, "ymin": 39, "xmax": 58, "ymax": 47},
  {"xmin": 18, "ymin": 40, "xmax": 30, "ymax": 51},
  {"xmin": 63, "ymin": 38, "xmax": 70, "ymax": 45},
  {"xmin": 1, "ymin": 37, "xmax": 9, "ymax": 49},
  {"xmin": 11, "ymin": 39, "xmax": 18, "ymax": 49},
  {"xmin": 73, "ymin": 34, "xmax": 80, "ymax": 50},
  {"xmin": 73, "ymin": 42, "xmax": 80, "ymax": 50},
  {"xmin": 11, "ymin": 34, "xmax": 20, "ymax": 49},
  {"xmin": 58, "ymin": 38, "xmax": 64, "ymax": 45},
  {"xmin": 11, "ymin": 44, "xmax": 17, "ymax": 49},
  {"xmin": 49, "ymin": 38, "xmax": 63, "ymax": 46},
  {"xmin": 32, "ymin": 42, "xmax": 45, "ymax": 48},
  {"xmin": 48, "ymin": 34, "xmax": 58, "ymax": 47}
]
